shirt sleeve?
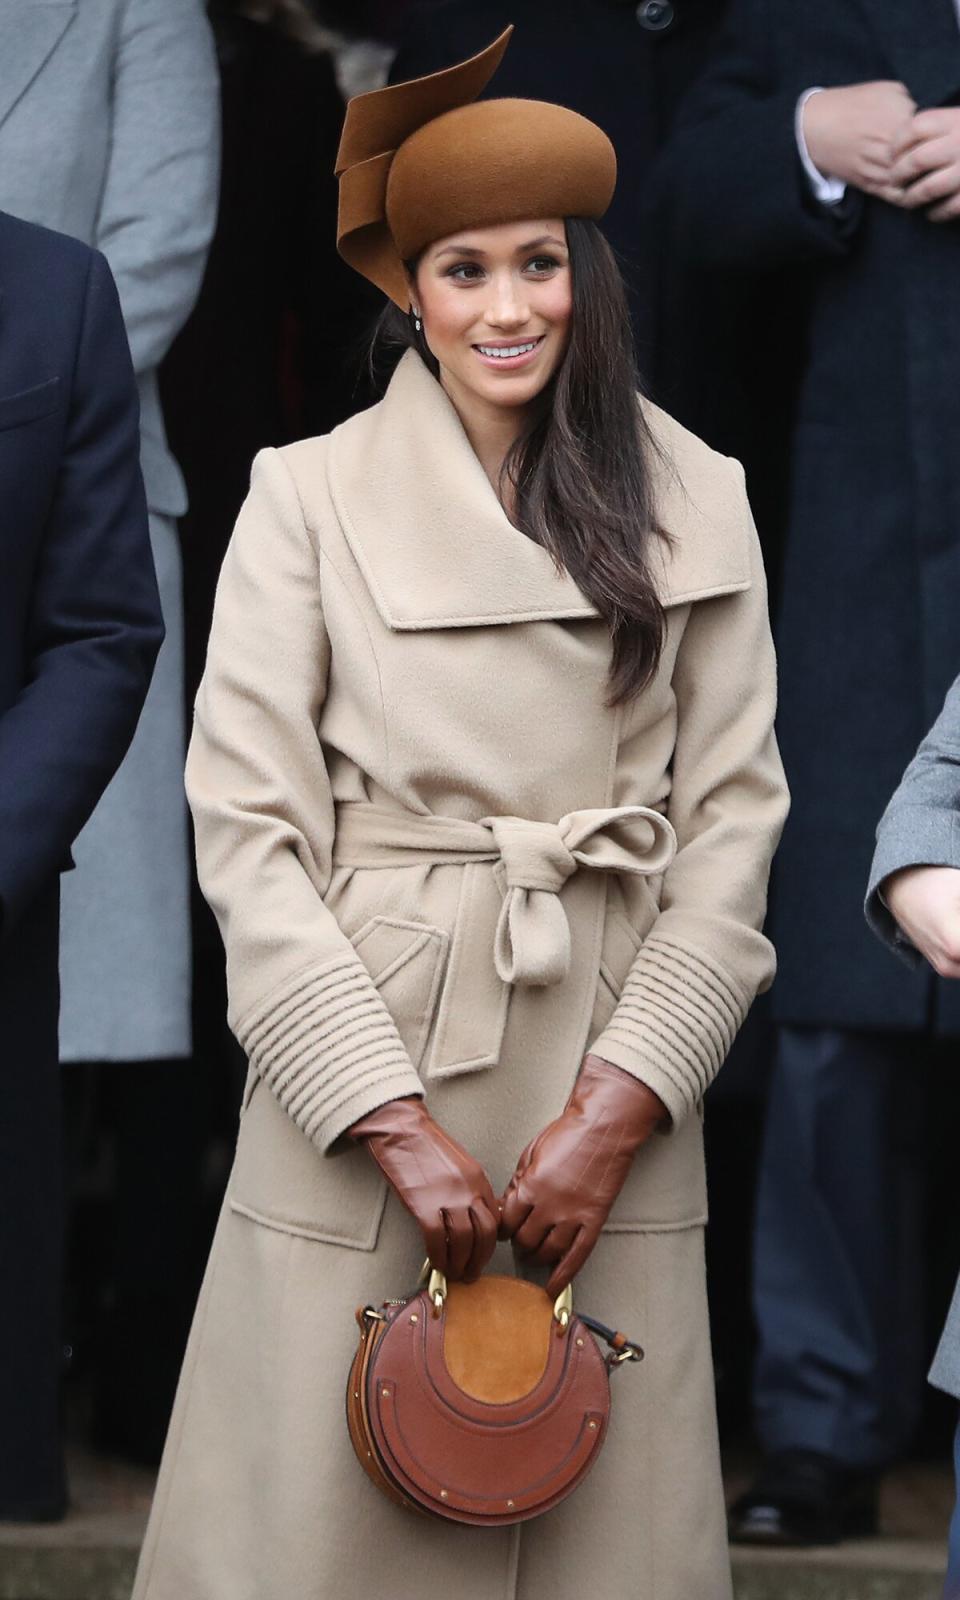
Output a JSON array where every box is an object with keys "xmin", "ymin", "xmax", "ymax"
[{"xmin": 795, "ymin": 89, "xmax": 848, "ymax": 205}]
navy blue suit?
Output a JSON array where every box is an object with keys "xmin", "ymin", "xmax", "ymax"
[{"xmin": 0, "ymin": 210, "xmax": 162, "ymax": 1515}]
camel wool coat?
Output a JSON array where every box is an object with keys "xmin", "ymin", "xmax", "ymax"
[{"xmin": 133, "ymin": 351, "xmax": 788, "ymax": 1600}]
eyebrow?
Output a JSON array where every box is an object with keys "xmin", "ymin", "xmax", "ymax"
[{"xmin": 433, "ymin": 234, "xmax": 567, "ymax": 259}]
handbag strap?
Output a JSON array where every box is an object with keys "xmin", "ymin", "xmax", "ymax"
[{"xmin": 578, "ymin": 1313, "xmax": 644, "ymax": 1368}]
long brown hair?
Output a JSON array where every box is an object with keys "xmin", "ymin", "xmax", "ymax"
[{"xmin": 371, "ymin": 218, "xmax": 668, "ymax": 705}]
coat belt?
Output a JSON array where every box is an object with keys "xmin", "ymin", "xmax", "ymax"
[{"xmin": 332, "ymin": 802, "xmax": 677, "ymax": 1079}]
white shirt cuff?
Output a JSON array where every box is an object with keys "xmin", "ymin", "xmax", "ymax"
[{"xmin": 796, "ymin": 88, "xmax": 847, "ymax": 205}]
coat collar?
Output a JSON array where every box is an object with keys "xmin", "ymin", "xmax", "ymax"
[
  {"xmin": 326, "ymin": 350, "xmax": 749, "ymax": 632},
  {"xmin": 0, "ymin": 2, "xmax": 77, "ymax": 133}
]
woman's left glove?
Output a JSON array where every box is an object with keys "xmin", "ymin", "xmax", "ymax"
[{"xmin": 499, "ymin": 1054, "xmax": 667, "ymax": 1296}]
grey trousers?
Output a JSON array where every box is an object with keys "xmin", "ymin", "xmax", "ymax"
[{"xmin": 59, "ymin": 513, "xmax": 191, "ymax": 1062}]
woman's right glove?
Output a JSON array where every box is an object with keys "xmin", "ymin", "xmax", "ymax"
[{"xmin": 348, "ymin": 1097, "xmax": 499, "ymax": 1281}]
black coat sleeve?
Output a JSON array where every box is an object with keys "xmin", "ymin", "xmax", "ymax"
[
  {"xmin": 651, "ymin": 0, "xmax": 863, "ymax": 270},
  {"xmin": 0, "ymin": 250, "xmax": 164, "ymax": 934}
]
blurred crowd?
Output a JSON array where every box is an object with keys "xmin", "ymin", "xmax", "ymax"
[{"xmin": 2, "ymin": 0, "xmax": 960, "ymax": 1570}]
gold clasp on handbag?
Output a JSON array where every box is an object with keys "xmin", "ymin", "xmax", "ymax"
[
  {"xmin": 419, "ymin": 1261, "xmax": 573, "ymax": 1329},
  {"xmin": 428, "ymin": 1267, "xmax": 447, "ymax": 1316},
  {"xmin": 553, "ymin": 1282, "xmax": 573, "ymax": 1334}
]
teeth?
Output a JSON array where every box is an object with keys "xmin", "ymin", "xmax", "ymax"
[{"xmin": 477, "ymin": 341, "xmax": 538, "ymax": 359}]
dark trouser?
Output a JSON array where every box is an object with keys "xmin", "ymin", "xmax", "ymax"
[
  {"xmin": 753, "ymin": 1025, "xmax": 926, "ymax": 1469},
  {"xmin": 0, "ymin": 893, "xmax": 66, "ymax": 1516},
  {"xmin": 65, "ymin": 1057, "xmax": 207, "ymax": 1464},
  {"xmin": 946, "ymin": 1414, "xmax": 960, "ymax": 1600}
]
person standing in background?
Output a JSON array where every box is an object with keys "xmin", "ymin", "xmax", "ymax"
[
  {"xmin": 654, "ymin": 0, "xmax": 960, "ymax": 1544},
  {"xmin": 0, "ymin": 210, "xmax": 163, "ymax": 1521},
  {"xmin": 0, "ymin": 0, "xmax": 220, "ymax": 1460},
  {"xmin": 866, "ymin": 674, "xmax": 960, "ymax": 1598}
]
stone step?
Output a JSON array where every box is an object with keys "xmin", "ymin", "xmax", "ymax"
[
  {"xmin": 731, "ymin": 1542, "xmax": 945, "ymax": 1600},
  {"xmin": 0, "ymin": 1539, "xmax": 946, "ymax": 1600},
  {"xmin": 0, "ymin": 1452, "xmax": 949, "ymax": 1600}
]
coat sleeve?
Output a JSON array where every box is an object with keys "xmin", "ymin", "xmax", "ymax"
[
  {"xmin": 94, "ymin": 0, "xmax": 220, "ymax": 375},
  {"xmin": 0, "ymin": 250, "xmax": 163, "ymax": 935},
  {"xmin": 591, "ymin": 461, "xmax": 789, "ymax": 1126},
  {"xmin": 864, "ymin": 674, "xmax": 960, "ymax": 963},
  {"xmin": 185, "ymin": 449, "xmax": 425, "ymax": 1153},
  {"xmin": 651, "ymin": 0, "xmax": 863, "ymax": 271}
]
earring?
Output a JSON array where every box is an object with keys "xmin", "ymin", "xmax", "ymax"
[{"xmin": 413, "ymin": 311, "xmax": 422, "ymax": 333}]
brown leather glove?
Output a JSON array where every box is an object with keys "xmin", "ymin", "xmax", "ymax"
[
  {"xmin": 349, "ymin": 1097, "xmax": 499, "ymax": 1282},
  {"xmin": 499, "ymin": 1054, "xmax": 667, "ymax": 1296}
]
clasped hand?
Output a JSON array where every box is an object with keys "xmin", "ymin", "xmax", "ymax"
[
  {"xmin": 351, "ymin": 1055, "xmax": 666, "ymax": 1294},
  {"xmin": 803, "ymin": 82, "xmax": 960, "ymax": 222}
]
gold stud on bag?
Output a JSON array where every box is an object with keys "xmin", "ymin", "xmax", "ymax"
[{"xmin": 346, "ymin": 1265, "xmax": 643, "ymax": 1526}]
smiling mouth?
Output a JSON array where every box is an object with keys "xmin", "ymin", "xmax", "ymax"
[{"xmin": 473, "ymin": 336, "xmax": 544, "ymax": 360}]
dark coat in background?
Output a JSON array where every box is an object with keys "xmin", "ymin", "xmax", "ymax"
[
  {"xmin": 654, "ymin": 0, "xmax": 960, "ymax": 1034},
  {"xmin": 0, "ymin": 211, "xmax": 161, "ymax": 1513}
]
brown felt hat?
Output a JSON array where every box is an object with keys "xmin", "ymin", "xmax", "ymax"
[{"xmin": 335, "ymin": 27, "xmax": 617, "ymax": 309}]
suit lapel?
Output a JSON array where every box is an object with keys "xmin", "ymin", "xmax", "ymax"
[
  {"xmin": 0, "ymin": 2, "xmax": 77, "ymax": 132},
  {"xmin": 852, "ymin": 0, "xmax": 960, "ymax": 108}
]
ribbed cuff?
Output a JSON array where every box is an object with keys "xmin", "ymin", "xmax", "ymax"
[
  {"xmin": 236, "ymin": 951, "xmax": 423, "ymax": 1153},
  {"xmin": 591, "ymin": 933, "xmax": 750, "ymax": 1127}
]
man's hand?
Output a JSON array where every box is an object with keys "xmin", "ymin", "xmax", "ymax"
[
  {"xmin": 882, "ymin": 865, "xmax": 960, "ymax": 977},
  {"xmin": 889, "ymin": 108, "xmax": 960, "ymax": 221},
  {"xmin": 802, "ymin": 81, "xmax": 916, "ymax": 200}
]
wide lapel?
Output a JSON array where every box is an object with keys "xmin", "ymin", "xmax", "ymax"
[
  {"xmin": 643, "ymin": 402, "xmax": 752, "ymax": 607},
  {"xmin": 327, "ymin": 351, "xmax": 600, "ymax": 630},
  {"xmin": 327, "ymin": 353, "xmax": 751, "ymax": 629},
  {"xmin": 0, "ymin": 1, "xmax": 77, "ymax": 132},
  {"xmin": 852, "ymin": 0, "xmax": 960, "ymax": 108}
]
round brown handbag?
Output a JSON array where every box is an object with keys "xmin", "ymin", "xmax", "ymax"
[{"xmin": 346, "ymin": 1268, "xmax": 643, "ymax": 1526}]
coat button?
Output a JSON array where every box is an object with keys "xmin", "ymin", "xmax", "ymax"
[{"xmin": 636, "ymin": 0, "xmax": 675, "ymax": 29}]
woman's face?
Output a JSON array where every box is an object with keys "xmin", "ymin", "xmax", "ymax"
[{"xmin": 411, "ymin": 218, "xmax": 573, "ymax": 415}]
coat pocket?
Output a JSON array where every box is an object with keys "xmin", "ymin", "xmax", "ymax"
[
  {"xmin": 349, "ymin": 915, "xmax": 449, "ymax": 1073},
  {"xmin": 0, "ymin": 377, "xmax": 60, "ymax": 432},
  {"xmin": 228, "ymin": 918, "xmax": 449, "ymax": 1252}
]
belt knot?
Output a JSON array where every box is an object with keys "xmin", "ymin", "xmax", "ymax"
[{"xmin": 479, "ymin": 806, "xmax": 676, "ymax": 989}]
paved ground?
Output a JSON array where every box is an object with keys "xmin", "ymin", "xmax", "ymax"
[{"xmin": 0, "ymin": 1448, "xmax": 951, "ymax": 1599}]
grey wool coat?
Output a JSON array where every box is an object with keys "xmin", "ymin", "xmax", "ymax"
[
  {"xmin": 0, "ymin": 0, "xmax": 220, "ymax": 1058},
  {"xmin": 133, "ymin": 352, "xmax": 789, "ymax": 1600},
  {"xmin": 866, "ymin": 674, "xmax": 960, "ymax": 1400}
]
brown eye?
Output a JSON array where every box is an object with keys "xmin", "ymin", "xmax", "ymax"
[
  {"xmin": 447, "ymin": 262, "xmax": 484, "ymax": 282},
  {"xmin": 525, "ymin": 255, "xmax": 561, "ymax": 275}
]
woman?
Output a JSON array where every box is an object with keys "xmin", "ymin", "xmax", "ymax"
[{"xmin": 133, "ymin": 28, "xmax": 788, "ymax": 1600}]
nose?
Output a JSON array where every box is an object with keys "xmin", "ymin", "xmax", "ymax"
[{"xmin": 485, "ymin": 269, "xmax": 530, "ymax": 331}]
